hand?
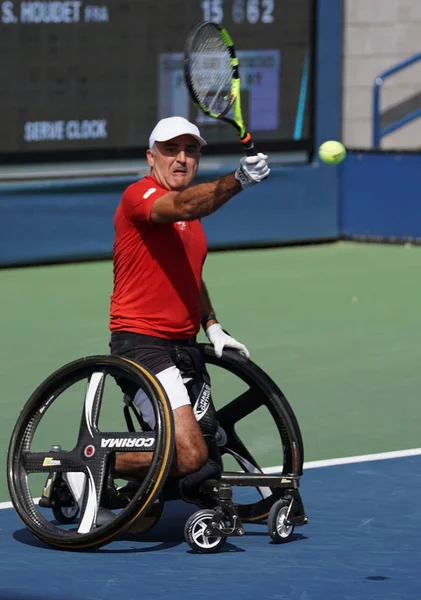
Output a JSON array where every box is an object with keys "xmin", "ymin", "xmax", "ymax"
[
  {"xmin": 206, "ymin": 323, "xmax": 250, "ymax": 359},
  {"xmin": 235, "ymin": 153, "xmax": 270, "ymax": 189}
]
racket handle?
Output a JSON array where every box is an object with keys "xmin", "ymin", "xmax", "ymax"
[{"xmin": 240, "ymin": 133, "xmax": 258, "ymax": 156}]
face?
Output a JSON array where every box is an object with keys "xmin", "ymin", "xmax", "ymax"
[{"xmin": 146, "ymin": 134, "xmax": 201, "ymax": 191}]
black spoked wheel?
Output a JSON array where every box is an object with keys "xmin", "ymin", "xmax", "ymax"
[
  {"xmin": 7, "ymin": 356, "xmax": 174, "ymax": 550},
  {"xmin": 202, "ymin": 345, "xmax": 304, "ymax": 523}
]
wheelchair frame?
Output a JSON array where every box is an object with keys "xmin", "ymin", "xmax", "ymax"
[{"xmin": 7, "ymin": 345, "xmax": 308, "ymax": 552}]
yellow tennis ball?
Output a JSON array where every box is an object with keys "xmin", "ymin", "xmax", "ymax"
[{"xmin": 318, "ymin": 141, "xmax": 347, "ymax": 165}]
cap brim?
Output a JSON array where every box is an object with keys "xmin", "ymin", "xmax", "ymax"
[
  {"xmin": 154, "ymin": 132, "xmax": 207, "ymax": 147},
  {"xmin": 190, "ymin": 134, "xmax": 207, "ymax": 147}
]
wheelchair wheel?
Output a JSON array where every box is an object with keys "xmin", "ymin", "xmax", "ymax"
[
  {"xmin": 126, "ymin": 497, "xmax": 164, "ymax": 535},
  {"xmin": 184, "ymin": 509, "xmax": 227, "ymax": 554},
  {"xmin": 267, "ymin": 498, "xmax": 295, "ymax": 543},
  {"xmin": 202, "ymin": 345, "xmax": 304, "ymax": 523},
  {"xmin": 7, "ymin": 356, "xmax": 174, "ymax": 550}
]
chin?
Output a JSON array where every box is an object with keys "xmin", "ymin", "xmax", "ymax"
[
  {"xmin": 170, "ymin": 176, "xmax": 192, "ymax": 190},
  {"xmin": 170, "ymin": 182, "xmax": 187, "ymax": 191}
]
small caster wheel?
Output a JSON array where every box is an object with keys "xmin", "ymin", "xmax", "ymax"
[
  {"xmin": 268, "ymin": 499, "xmax": 295, "ymax": 544},
  {"xmin": 51, "ymin": 477, "xmax": 79, "ymax": 524},
  {"xmin": 184, "ymin": 509, "xmax": 226, "ymax": 554},
  {"xmin": 52, "ymin": 502, "xmax": 79, "ymax": 524}
]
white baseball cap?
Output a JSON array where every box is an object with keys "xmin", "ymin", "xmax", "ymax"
[{"xmin": 149, "ymin": 116, "xmax": 207, "ymax": 149}]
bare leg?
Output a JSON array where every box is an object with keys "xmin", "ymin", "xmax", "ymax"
[{"xmin": 114, "ymin": 404, "xmax": 208, "ymax": 478}]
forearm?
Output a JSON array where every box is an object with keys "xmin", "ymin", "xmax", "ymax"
[
  {"xmin": 175, "ymin": 173, "xmax": 242, "ymax": 221},
  {"xmin": 200, "ymin": 280, "xmax": 218, "ymax": 330}
]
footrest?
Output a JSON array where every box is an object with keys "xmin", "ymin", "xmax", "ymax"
[{"xmin": 221, "ymin": 472, "xmax": 300, "ymax": 488}]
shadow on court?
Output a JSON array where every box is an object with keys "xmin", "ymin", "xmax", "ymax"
[{"xmin": 11, "ymin": 500, "xmax": 247, "ymax": 555}]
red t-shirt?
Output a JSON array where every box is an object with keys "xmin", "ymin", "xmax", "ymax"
[{"xmin": 109, "ymin": 175, "xmax": 207, "ymax": 339}]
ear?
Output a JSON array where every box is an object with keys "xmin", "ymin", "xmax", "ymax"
[{"xmin": 146, "ymin": 148, "xmax": 155, "ymax": 168}]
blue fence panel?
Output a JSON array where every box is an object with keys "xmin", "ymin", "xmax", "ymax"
[
  {"xmin": 340, "ymin": 152, "xmax": 421, "ymax": 241},
  {"xmin": 0, "ymin": 178, "xmax": 130, "ymax": 266},
  {"xmin": 203, "ymin": 165, "xmax": 338, "ymax": 247},
  {"xmin": 0, "ymin": 164, "xmax": 339, "ymax": 267}
]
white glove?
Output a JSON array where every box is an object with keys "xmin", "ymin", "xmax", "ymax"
[
  {"xmin": 235, "ymin": 153, "xmax": 270, "ymax": 189},
  {"xmin": 206, "ymin": 323, "xmax": 250, "ymax": 359}
]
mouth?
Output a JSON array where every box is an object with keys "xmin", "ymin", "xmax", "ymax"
[{"xmin": 172, "ymin": 170, "xmax": 187, "ymax": 176}]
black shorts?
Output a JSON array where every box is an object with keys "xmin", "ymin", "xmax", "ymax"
[{"xmin": 110, "ymin": 331, "xmax": 218, "ymax": 439}]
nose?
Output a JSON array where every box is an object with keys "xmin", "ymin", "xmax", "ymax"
[{"xmin": 176, "ymin": 150, "xmax": 187, "ymax": 163}]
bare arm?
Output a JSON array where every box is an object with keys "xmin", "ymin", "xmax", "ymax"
[
  {"xmin": 200, "ymin": 280, "xmax": 218, "ymax": 331},
  {"xmin": 150, "ymin": 172, "xmax": 242, "ymax": 223}
]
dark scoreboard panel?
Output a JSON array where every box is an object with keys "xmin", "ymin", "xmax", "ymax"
[{"xmin": 0, "ymin": 0, "xmax": 314, "ymax": 159}]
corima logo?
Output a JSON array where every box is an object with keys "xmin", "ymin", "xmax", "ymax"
[{"xmin": 101, "ymin": 438, "xmax": 154, "ymax": 449}]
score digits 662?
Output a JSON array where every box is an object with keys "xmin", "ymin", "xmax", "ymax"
[{"xmin": 201, "ymin": 0, "xmax": 275, "ymax": 25}]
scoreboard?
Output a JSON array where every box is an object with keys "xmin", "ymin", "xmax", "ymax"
[{"xmin": 0, "ymin": 0, "xmax": 314, "ymax": 161}]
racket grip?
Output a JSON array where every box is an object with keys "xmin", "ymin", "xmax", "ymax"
[{"xmin": 240, "ymin": 133, "xmax": 258, "ymax": 156}]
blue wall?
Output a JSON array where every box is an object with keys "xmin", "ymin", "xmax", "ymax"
[
  {"xmin": 0, "ymin": 0, "xmax": 343, "ymax": 267},
  {"xmin": 340, "ymin": 152, "xmax": 421, "ymax": 242},
  {"xmin": 0, "ymin": 178, "xmax": 129, "ymax": 266},
  {"xmin": 0, "ymin": 164, "xmax": 340, "ymax": 267}
]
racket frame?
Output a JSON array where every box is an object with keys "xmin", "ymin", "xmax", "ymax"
[{"xmin": 184, "ymin": 20, "xmax": 255, "ymax": 155}]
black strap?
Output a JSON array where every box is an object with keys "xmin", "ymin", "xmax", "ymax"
[{"xmin": 110, "ymin": 331, "xmax": 197, "ymax": 349}]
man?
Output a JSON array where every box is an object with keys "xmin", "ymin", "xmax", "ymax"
[{"xmin": 108, "ymin": 116, "xmax": 270, "ymax": 500}]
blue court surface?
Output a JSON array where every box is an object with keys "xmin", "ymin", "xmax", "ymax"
[{"xmin": 1, "ymin": 454, "xmax": 420, "ymax": 600}]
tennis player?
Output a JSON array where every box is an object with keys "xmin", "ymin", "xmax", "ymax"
[{"xmin": 108, "ymin": 116, "xmax": 270, "ymax": 501}]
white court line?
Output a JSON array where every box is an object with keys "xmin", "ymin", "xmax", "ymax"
[
  {"xmin": 264, "ymin": 446, "xmax": 421, "ymax": 474},
  {"xmin": 1, "ymin": 446, "xmax": 421, "ymax": 510},
  {"xmin": 0, "ymin": 497, "xmax": 41, "ymax": 511}
]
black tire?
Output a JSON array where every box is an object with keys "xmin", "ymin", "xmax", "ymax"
[
  {"xmin": 202, "ymin": 345, "xmax": 304, "ymax": 522},
  {"xmin": 7, "ymin": 356, "xmax": 175, "ymax": 550},
  {"xmin": 184, "ymin": 509, "xmax": 226, "ymax": 554},
  {"xmin": 267, "ymin": 499, "xmax": 295, "ymax": 544},
  {"xmin": 126, "ymin": 497, "xmax": 164, "ymax": 535}
]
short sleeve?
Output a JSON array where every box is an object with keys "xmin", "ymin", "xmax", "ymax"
[{"xmin": 122, "ymin": 181, "xmax": 167, "ymax": 225}]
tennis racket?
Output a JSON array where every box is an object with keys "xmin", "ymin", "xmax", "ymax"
[{"xmin": 184, "ymin": 20, "xmax": 257, "ymax": 156}]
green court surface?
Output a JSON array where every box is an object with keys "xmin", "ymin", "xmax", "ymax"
[{"xmin": 1, "ymin": 242, "xmax": 419, "ymax": 501}]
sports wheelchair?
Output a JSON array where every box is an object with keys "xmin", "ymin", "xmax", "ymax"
[{"xmin": 7, "ymin": 345, "xmax": 308, "ymax": 553}]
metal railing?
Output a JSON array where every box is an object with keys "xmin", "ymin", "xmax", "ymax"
[{"xmin": 372, "ymin": 51, "xmax": 421, "ymax": 148}]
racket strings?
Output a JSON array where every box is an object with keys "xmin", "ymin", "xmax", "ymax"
[{"xmin": 189, "ymin": 30, "xmax": 233, "ymax": 117}]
